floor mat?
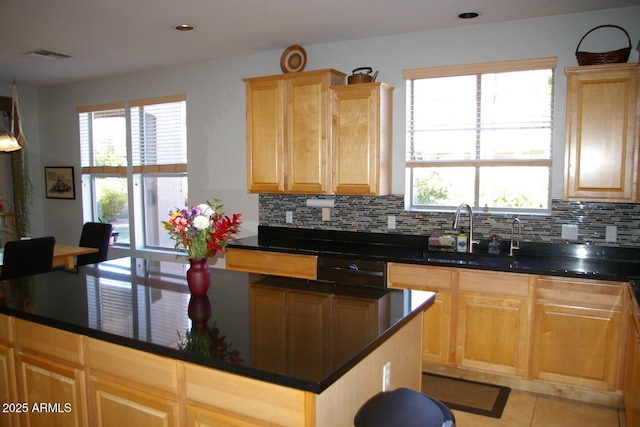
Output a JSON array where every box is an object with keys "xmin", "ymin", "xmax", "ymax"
[{"xmin": 421, "ymin": 372, "xmax": 510, "ymax": 418}]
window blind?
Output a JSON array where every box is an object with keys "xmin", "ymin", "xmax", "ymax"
[{"xmin": 130, "ymin": 95, "xmax": 187, "ymax": 174}]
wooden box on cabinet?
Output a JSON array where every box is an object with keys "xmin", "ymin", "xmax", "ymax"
[
  {"xmin": 564, "ymin": 63, "xmax": 640, "ymax": 202},
  {"xmin": 331, "ymin": 82, "xmax": 393, "ymax": 195},
  {"xmin": 244, "ymin": 69, "xmax": 346, "ymax": 194}
]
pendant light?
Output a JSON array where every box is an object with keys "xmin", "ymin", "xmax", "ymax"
[{"xmin": 0, "ymin": 129, "xmax": 20, "ymax": 152}]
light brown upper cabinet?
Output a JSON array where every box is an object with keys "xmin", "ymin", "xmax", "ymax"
[
  {"xmin": 244, "ymin": 69, "xmax": 346, "ymax": 193},
  {"xmin": 564, "ymin": 63, "xmax": 640, "ymax": 202},
  {"xmin": 331, "ymin": 82, "xmax": 393, "ymax": 195}
]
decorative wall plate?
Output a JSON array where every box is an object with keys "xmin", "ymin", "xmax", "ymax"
[{"xmin": 280, "ymin": 45, "xmax": 307, "ymax": 73}]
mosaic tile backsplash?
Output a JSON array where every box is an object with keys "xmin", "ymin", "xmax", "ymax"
[{"xmin": 259, "ymin": 194, "xmax": 640, "ymax": 247}]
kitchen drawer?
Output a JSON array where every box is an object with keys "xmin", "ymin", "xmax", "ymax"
[
  {"xmin": 14, "ymin": 319, "xmax": 84, "ymax": 366},
  {"xmin": 226, "ymin": 247, "xmax": 317, "ymax": 279},
  {"xmin": 0, "ymin": 314, "xmax": 12, "ymax": 344},
  {"xmin": 387, "ymin": 263, "xmax": 454, "ymax": 290},
  {"xmin": 536, "ymin": 276, "xmax": 624, "ymax": 310},
  {"xmin": 87, "ymin": 338, "xmax": 178, "ymax": 394},
  {"xmin": 458, "ymin": 269, "xmax": 529, "ymax": 298}
]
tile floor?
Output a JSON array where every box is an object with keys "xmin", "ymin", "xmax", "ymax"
[{"xmin": 452, "ymin": 390, "xmax": 624, "ymax": 427}]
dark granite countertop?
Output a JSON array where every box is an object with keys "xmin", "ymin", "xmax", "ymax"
[
  {"xmin": 228, "ymin": 226, "xmax": 640, "ymax": 282},
  {"xmin": 0, "ymin": 256, "xmax": 433, "ymax": 394}
]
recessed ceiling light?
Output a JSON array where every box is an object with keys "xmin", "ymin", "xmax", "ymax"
[
  {"xmin": 174, "ymin": 24, "xmax": 195, "ymax": 31},
  {"xmin": 458, "ymin": 11, "xmax": 480, "ymax": 19}
]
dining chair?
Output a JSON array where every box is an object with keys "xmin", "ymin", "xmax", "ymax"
[
  {"xmin": 1, "ymin": 236, "xmax": 56, "ymax": 279},
  {"xmin": 76, "ymin": 222, "xmax": 113, "ymax": 267}
]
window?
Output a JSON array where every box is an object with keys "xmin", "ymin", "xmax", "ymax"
[
  {"xmin": 403, "ymin": 58, "xmax": 556, "ymax": 212},
  {"xmin": 79, "ymin": 95, "xmax": 187, "ymax": 251}
]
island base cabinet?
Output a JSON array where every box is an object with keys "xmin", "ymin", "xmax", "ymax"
[
  {"xmin": 186, "ymin": 403, "xmax": 274, "ymax": 427},
  {"xmin": 184, "ymin": 362, "xmax": 312, "ymax": 427},
  {"xmin": 15, "ymin": 352, "xmax": 87, "ymax": 427},
  {"xmin": 0, "ymin": 343, "xmax": 18, "ymax": 427},
  {"xmin": 89, "ymin": 376, "xmax": 179, "ymax": 427}
]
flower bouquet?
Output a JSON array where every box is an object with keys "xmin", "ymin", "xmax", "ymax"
[
  {"xmin": 162, "ymin": 199, "xmax": 241, "ymax": 294},
  {"xmin": 162, "ymin": 198, "xmax": 241, "ymax": 259}
]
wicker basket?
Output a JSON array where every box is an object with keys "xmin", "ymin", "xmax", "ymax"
[{"xmin": 575, "ymin": 24, "xmax": 631, "ymax": 66}]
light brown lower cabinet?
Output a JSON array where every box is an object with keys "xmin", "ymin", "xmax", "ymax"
[
  {"xmin": 90, "ymin": 376, "xmax": 179, "ymax": 427},
  {"xmin": 0, "ymin": 342, "xmax": 18, "ymax": 427},
  {"xmin": 0, "ymin": 307, "xmax": 424, "ymax": 426},
  {"xmin": 388, "ymin": 262, "xmax": 630, "ymax": 403},
  {"xmin": 532, "ymin": 276, "xmax": 623, "ymax": 391},
  {"xmin": 456, "ymin": 270, "xmax": 530, "ymax": 377},
  {"xmin": 387, "ymin": 263, "xmax": 454, "ymax": 365},
  {"xmin": 624, "ymin": 285, "xmax": 640, "ymax": 427},
  {"xmin": 87, "ymin": 337, "xmax": 180, "ymax": 427}
]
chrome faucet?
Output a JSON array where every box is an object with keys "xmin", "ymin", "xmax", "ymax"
[
  {"xmin": 452, "ymin": 203, "xmax": 477, "ymax": 253},
  {"xmin": 510, "ymin": 218, "xmax": 521, "ymax": 256}
]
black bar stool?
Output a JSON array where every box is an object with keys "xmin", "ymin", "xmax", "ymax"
[{"xmin": 354, "ymin": 387, "xmax": 455, "ymax": 427}]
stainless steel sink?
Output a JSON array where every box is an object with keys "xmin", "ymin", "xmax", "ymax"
[{"xmin": 421, "ymin": 249, "xmax": 517, "ymax": 269}]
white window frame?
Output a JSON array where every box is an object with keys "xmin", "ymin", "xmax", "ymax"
[
  {"xmin": 78, "ymin": 95, "xmax": 187, "ymax": 253},
  {"xmin": 403, "ymin": 57, "xmax": 556, "ymax": 214}
]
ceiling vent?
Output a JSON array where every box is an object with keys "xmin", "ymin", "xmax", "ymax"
[{"xmin": 25, "ymin": 49, "xmax": 71, "ymax": 60}]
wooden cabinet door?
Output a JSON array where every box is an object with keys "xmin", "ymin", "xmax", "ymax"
[
  {"xmin": 89, "ymin": 376, "xmax": 178, "ymax": 427},
  {"xmin": 186, "ymin": 403, "xmax": 273, "ymax": 427},
  {"xmin": 286, "ymin": 72, "xmax": 339, "ymax": 193},
  {"xmin": 532, "ymin": 302, "xmax": 621, "ymax": 390},
  {"xmin": 332, "ymin": 82, "xmax": 393, "ymax": 195},
  {"xmin": 456, "ymin": 270, "xmax": 530, "ymax": 376},
  {"xmin": 15, "ymin": 351, "xmax": 87, "ymax": 427},
  {"xmin": 532, "ymin": 277, "xmax": 624, "ymax": 390},
  {"xmin": 387, "ymin": 263, "xmax": 455, "ymax": 365},
  {"xmin": 422, "ymin": 291, "xmax": 452, "ymax": 365},
  {"xmin": 624, "ymin": 292, "xmax": 640, "ymax": 427},
  {"xmin": 245, "ymin": 77, "xmax": 285, "ymax": 193},
  {"xmin": 564, "ymin": 63, "xmax": 640, "ymax": 202},
  {"xmin": 244, "ymin": 69, "xmax": 345, "ymax": 194},
  {"xmin": 0, "ymin": 344, "xmax": 18, "ymax": 427},
  {"xmin": 456, "ymin": 292, "xmax": 529, "ymax": 376}
]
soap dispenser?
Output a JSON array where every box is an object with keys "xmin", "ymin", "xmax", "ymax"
[{"xmin": 488, "ymin": 235, "xmax": 500, "ymax": 255}]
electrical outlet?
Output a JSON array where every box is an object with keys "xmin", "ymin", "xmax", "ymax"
[
  {"xmin": 285, "ymin": 211, "xmax": 293, "ymax": 223},
  {"xmin": 606, "ymin": 225, "xmax": 617, "ymax": 243},
  {"xmin": 387, "ymin": 215, "xmax": 396, "ymax": 230},
  {"xmin": 322, "ymin": 207, "xmax": 330, "ymax": 221},
  {"xmin": 382, "ymin": 362, "xmax": 391, "ymax": 391},
  {"xmin": 561, "ymin": 224, "xmax": 578, "ymax": 240}
]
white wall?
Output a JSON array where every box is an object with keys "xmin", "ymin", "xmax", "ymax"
[{"xmin": 16, "ymin": 6, "xmax": 640, "ymax": 245}]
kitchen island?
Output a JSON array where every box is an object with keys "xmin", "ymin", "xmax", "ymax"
[{"xmin": 0, "ymin": 256, "xmax": 434, "ymax": 427}]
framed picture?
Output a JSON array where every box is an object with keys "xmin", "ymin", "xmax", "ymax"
[{"xmin": 45, "ymin": 166, "xmax": 76, "ymax": 199}]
